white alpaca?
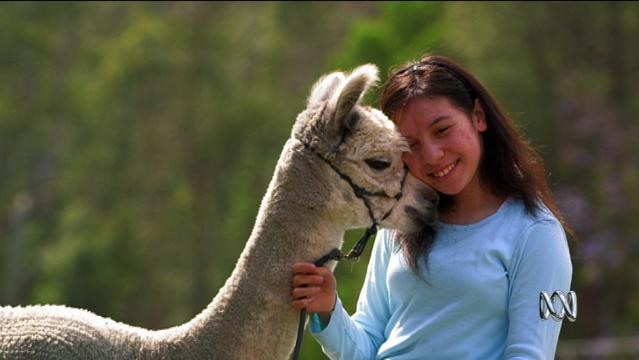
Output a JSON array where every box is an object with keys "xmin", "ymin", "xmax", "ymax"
[{"xmin": 0, "ymin": 64, "xmax": 437, "ymax": 359}]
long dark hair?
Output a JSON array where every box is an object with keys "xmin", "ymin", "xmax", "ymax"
[{"xmin": 380, "ymin": 54, "xmax": 573, "ymax": 274}]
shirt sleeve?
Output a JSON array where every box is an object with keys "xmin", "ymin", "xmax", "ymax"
[
  {"xmin": 309, "ymin": 229, "xmax": 393, "ymax": 359},
  {"xmin": 505, "ymin": 218, "xmax": 573, "ymax": 359}
]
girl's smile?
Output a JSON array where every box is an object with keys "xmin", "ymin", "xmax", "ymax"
[{"xmin": 430, "ymin": 159, "xmax": 459, "ymax": 178}]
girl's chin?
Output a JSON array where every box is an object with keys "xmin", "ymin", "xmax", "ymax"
[
  {"xmin": 434, "ymin": 189, "xmax": 461, "ymax": 196},
  {"xmin": 429, "ymin": 181, "xmax": 464, "ymax": 196},
  {"xmin": 417, "ymin": 173, "xmax": 463, "ymax": 195}
]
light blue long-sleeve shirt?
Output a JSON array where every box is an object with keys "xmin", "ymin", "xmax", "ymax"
[{"xmin": 310, "ymin": 197, "xmax": 573, "ymax": 359}]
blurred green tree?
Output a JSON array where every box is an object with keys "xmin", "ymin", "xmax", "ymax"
[{"xmin": 2, "ymin": 2, "xmax": 638, "ymax": 359}]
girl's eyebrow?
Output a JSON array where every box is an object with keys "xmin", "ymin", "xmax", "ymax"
[{"xmin": 428, "ymin": 115, "xmax": 450, "ymax": 128}]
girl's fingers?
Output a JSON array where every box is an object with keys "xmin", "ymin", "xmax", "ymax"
[
  {"xmin": 314, "ymin": 266, "xmax": 333, "ymax": 277},
  {"xmin": 291, "ymin": 298, "xmax": 310, "ymax": 310},
  {"xmin": 292, "ymin": 286, "xmax": 320, "ymax": 299},
  {"xmin": 290, "ymin": 262, "xmax": 336, "ymax": 313},
  {"xmin": 291, "ymin": 274, "xmax": 324, "ymax": 288},
  {"xmin": 292, "ymin": 262, "xmax": 317, "ymax": 274}
]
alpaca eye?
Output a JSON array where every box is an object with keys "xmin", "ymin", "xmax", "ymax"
[{"xmin": 365, "ymin": 159, "xmax": 391, "ymax": 171}]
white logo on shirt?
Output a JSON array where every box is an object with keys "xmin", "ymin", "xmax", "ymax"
[{"xmin": 540, "ymin": 290, "xmax": 577, "ymax": 322}]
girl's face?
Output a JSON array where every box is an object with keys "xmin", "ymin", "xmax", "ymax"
[{"xmin": 396, "ymin": 96, "xmax": 487, "ymax": 199}]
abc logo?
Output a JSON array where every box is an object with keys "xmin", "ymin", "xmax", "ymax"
[{"xmin": 540, "ymin": 290, "xmax": 577, "ymax": 322}]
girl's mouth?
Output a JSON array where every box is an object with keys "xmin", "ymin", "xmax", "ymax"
[{"xmin": 431, "ymin": 160, "xmax": 458, "ymax": 178}]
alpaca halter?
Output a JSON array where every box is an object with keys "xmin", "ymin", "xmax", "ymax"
[
  {"xmin": 301, "ymin": 140, "xmax": 405, "ymax": 229},
  {"xmin": 291, "ymin": 138, "xmax": 408, "ymax": 360}
]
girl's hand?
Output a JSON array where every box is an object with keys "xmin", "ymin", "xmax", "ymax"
[{"xmin": 291, "ymin": 262, "xmax": 337, "ymax": 318}]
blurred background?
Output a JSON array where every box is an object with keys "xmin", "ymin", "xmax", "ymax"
[{"xmin": 1, "ymin": 2, "xmax": 638, "ymax": 358}]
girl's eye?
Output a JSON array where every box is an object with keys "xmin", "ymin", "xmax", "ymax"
[
  {"xmin": 435, "ymin": 126, "xmax": 451, "ymax": 135},
  {"xmin": 365, "ymin": 159, "xmax": 391, "ymax": 171}
]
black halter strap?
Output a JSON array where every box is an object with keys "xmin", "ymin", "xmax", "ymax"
[
  {"xmin": 301, "ymin": 140, "xmax": 404, "ymax": 226},
  {"xmin": 291, "ymin": 139, "xmax": 408, "ymax": 360}
]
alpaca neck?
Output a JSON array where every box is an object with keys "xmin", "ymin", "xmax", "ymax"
[{"xmin": 169, "ymin": 139, "xmax": 345, "ymax": 358}]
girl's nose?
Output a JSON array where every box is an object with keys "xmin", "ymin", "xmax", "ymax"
[{"xmin": 421, "ymin": 142, "xmax": 444, "ymax": 165}]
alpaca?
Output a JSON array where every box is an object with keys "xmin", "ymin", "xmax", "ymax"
[{"xmin": 0, "ymin": 64, "xmax": 438, "ymax": 359}]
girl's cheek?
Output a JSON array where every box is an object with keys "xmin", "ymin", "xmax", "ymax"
[
  {"xmin": 402, "ymin": 153, "xmax": 436, "ymax": 188},
  {"xmin": 402, "ymin": 154, "xmax": 421, "ymax": 176},
  {"xmin": 402, "ymin": 153, "xmax": 416, "ymax": 169}
]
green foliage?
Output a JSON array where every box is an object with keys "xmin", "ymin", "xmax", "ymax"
[
  {"xmin": 1, "ymin": 2, "xmax": 638, "ymax": 358},
  {"xmin": 329, "ymin": 2, "xmax": 445, "ymax": 104}
]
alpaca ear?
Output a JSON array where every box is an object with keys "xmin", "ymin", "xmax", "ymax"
[
  {"xmin": 325, "ymin": 64, "xmax": 379, "ymax": 147},
  {"xmin": 307, "ymin": 72, "xmax": 345, "ymax": 106}
]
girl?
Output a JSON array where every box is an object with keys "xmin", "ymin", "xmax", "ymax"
[{"xmin": 291, "ymin": 55, "xmax": 573, "ymax": 359}]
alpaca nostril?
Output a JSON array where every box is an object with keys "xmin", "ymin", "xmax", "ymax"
[
  {"xmin": 405, "ymin": 205, "xmax": 430, "ymax": 225},
  {"xmin": 421, "ymin": 188, "xmax": 439, "ymax": 206},
  {"xmin": 424, "ymin": 206, "xmax": 438, "ymax": 225},
  {"xmin": 404, "ymin": 206, "xmax": 421, "ymax": 221},
  {"xmin": 405, "ymin": 201, "xmax": 438, "ymax": 226}
]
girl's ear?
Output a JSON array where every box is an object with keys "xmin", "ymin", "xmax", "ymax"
[{"xmin": 472, "ymin": 98, "xmax": 487, "ymax": 132}]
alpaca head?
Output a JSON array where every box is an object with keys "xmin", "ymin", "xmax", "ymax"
[{"xmin": 292, "ymin": 64, "xmax": 437, "ymax": 234}]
